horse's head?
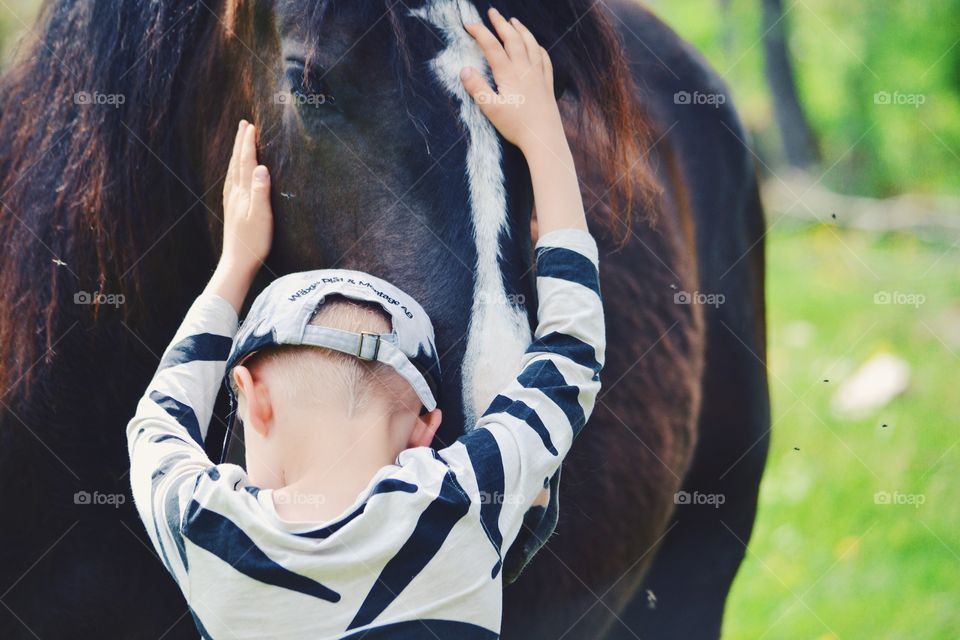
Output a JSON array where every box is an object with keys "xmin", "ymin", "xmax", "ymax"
[{"xmin": 203, "ymin": 1, "xmax": 535, "ymax": 436}]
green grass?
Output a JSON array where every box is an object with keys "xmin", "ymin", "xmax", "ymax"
[{"xmin": 723, "ymin": 223, "xmax": 960, "ymax": 639}]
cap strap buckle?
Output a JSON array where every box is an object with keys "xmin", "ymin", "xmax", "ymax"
[{"xmin": 356, "ymin": 332, "xmax": 381, "ymax": 361}]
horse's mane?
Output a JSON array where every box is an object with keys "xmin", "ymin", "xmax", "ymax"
[
  {"xmin": 0, "ymin": 0, "xmax": 223, "ymax": 399},
  {"xmin": 0, "ymin": 0, "xmax": 658, "ymax": 401},
  {"xmin": 492, "ymin": 1, "xmax": 661, "ymax": 234}
]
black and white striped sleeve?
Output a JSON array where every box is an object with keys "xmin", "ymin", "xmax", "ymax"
[
  {"xmin": 439, "ymin": 228, "xmax": 605, "ymax": 558},
  {"xmin": 125, "ymin": 293, "xmax": 237, "ymax": 591}
]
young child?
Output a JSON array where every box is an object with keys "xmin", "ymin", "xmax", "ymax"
[{"xmin": 128, "ymin": 10, "xmax": 605, "ymax": 638}]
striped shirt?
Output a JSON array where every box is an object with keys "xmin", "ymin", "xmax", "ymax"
[{"xmin": 127, "ymin": 228, "xmax": 605, "ymax": 639}]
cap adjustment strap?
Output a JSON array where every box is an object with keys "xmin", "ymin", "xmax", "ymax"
[
  {"xmin": 299, "ymin": 324, "xmax": 437, "ymax": 411},
  {"xmin": 356, "ymin": 332, "xmax": 381, "ymax": 361}
]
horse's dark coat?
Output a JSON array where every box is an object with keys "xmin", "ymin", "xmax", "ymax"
[{"xmin": 0, "ymin": 1, "xmax": 768, "ymax": 638}]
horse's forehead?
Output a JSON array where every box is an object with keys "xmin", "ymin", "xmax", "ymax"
[{"xmin": 413, "ymin": 0, "xmax": 533, "ymax": 425}]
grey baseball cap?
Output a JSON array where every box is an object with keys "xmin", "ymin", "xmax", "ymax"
[{"xmin": 221, "ymin": 269, "xmax": 442, "ymax": 452}]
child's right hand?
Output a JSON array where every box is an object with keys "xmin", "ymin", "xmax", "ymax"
[
  {"xmin": 205, "ymin": 120, "xmax": 274, "ymax": 314},
  {"xmin": 461, "ymin": 9, "xmax": 564, "ymax": 155},
  {"xmin": 221, "ymin": 120, "xmax": 273, "ymax": 274}
]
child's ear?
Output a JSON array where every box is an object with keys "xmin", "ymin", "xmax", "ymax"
[
  {"xmin": 233, "ymin": 365, "xmax": 273, "ymax": 438},
  {"xmin": 408, "ymin": 408, "xmax": 442, "ymax": 449}
]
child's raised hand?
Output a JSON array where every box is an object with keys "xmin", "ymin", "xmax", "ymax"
[
  {"xmin": 461, "ymin": 9, "xmax": 564, "ymax": 154},
  {"xmin": 221, "ymin": 120, "xmax": 273, "ymax": 274}
]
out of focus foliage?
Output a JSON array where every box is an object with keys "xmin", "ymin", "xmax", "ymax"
[
  {"xmin": 0, "ymin": 0, "xmax": 39, "ymax": 64},
  {"xmin": 648, "ymin": 0, "xmax": 960, "ymax": 197}
]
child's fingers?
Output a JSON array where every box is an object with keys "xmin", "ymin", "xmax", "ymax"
[
  {"xmin": 488, "ymin": 8, "xmax": 527, "ymax": 64},
  {"xmin": 226, "ymin": 120, "xmax": 247, "ymax": 188},
  {"xmin": 460, "ymin": 67, "xmax": 498, "ymax": 114},
  {"xmin": 510, "ymin": 18, "xmax": 542, "ymax": 68},
  {"xmin": 463, "ymin": 21, "xmax": 510, "ymax": 76},
  {"xmin": 249, "ymin": 165, "xmax": 272, "ymax": 217},
  {"xmin": 540, "ymin": 46, "xmax": 554, "ymax": 85},
  {"xmin": 239, "ymin": 124, "xmax": 258, "ymax": 187}
]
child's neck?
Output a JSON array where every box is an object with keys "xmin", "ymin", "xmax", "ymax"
[{"xmin": 272, "ymin": 410, "xmax": 397, "ymax": 523}]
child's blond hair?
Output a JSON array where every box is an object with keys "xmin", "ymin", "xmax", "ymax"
[{"xmin": 232, "ymin": 296, "xmax": 418, "ymax": 417}]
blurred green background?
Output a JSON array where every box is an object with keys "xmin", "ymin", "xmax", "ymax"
[
  {"xmin": 647, "ymin": 0, "xmax": 960, "ymax": 196},
  {"xmin": 1, "ymin": 1, "xmax": 956, "ymax": 638},
  {"xmin": 644, "ymin": 0, "xmax": 960, "ymax": 638}
]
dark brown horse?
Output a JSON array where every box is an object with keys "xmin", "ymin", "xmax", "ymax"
[{"xmin": 0, "ymin": 1, "xmax": 769, "ymax": 638}]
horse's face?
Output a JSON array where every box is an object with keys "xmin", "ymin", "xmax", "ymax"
[{"xmin": 216, "ymin": 1, "xmax": 537, "ymax": 437}]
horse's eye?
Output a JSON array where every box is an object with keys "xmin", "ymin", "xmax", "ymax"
[{"xmin": 282, "ymin": 62, "xmax": 337, "ymax": 111}]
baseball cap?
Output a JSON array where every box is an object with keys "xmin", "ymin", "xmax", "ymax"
[{"xmin": 221, "ymin": 269, "xmax": 442, "ymax": 454}]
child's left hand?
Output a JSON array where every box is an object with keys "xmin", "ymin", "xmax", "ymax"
[
  {"xmin": 460, "ymin": 10, "xmax": 563, "ymax": 155},
  {"xmin": 221, "ymin": 120, "xmax": 273, "ymax": 274}
]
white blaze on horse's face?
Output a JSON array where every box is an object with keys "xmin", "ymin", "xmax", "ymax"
[{"xmin": 411, "ymin": 0, "xmax": 532, "ymax": 428}]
